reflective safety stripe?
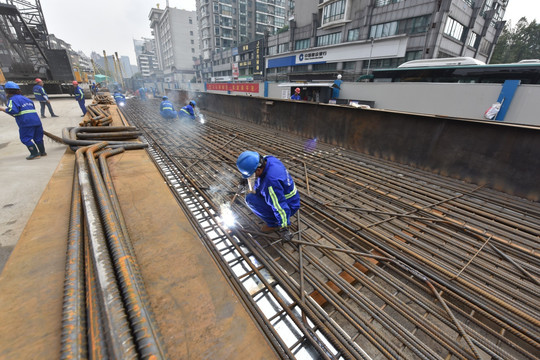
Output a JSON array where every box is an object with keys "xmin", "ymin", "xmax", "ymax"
[
  {"xmin": 162, "ymin": 107, "xmax": 173, "ymax": 110},
  {"xmin": 33, "ymin": 92, "xmax": 42, "ymax": 96},
  {"xmin": 284, "ymin": 185, "xmax": 297, "ymax": 199},
  {"xmin": 7, "ymin": 99, "xmax": 13, "ymax": 112},
  {"xmin": 180, "ymin": 108, "xmax": 190, "ymax": 114},
  {"xmin": 15, "ymin": 109, "xmax": 37, "ymax": 116},
  {"xmin": 268, "ymin": 186, "xmax": 288, "ymax": 228}
]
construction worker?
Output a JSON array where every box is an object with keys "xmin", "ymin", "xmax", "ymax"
[
  {"xmin": 179, "ymin": 100, "xmax": 196, "ymax": 120},
  {"xmin": 113, "ymin": 90, "xmax": 126, "ymax": 106},
  {"xmin": 0, "ymin": 81, "xmax": 46, "ymax": 160},
  {"xmin": 160, "ymin": 96, "xmax": 177, "ymax": 119},
  {"xmin": 332, "ymin": 74, "xmax": 342, "ymax": 99},
  {"xmin": 138, "ymin": 87, "xmax": 147, "ymax": 100},
  {"xmin": 73, "ymin": 81, "xmax": 86, "ymax": 116},
  {"xmin": 236, "ymin": 151, "xmax": 300, "ymax": 239},
  {"xmin": 291, "ymin": 87, "xmax": 301, "ymax": 100},
  {"xmin": 33, "ymin": 78, "xmax": 58, "ymax": 118}
]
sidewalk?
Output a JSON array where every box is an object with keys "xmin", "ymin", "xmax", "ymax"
[{"xmin": 0, "ymin": 98, "xmax": 88, "ymax": 273}]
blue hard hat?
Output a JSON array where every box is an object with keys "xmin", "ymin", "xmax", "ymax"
[
  {"xmin": 189, "ymin": 100, "xmax": 196, "ymax": 107},
  {"xmin": 237, "ymin": 151, "xmax": 261, "ymax": 178},
  {"xmin": 4, "ymin": 81, "xmax": 19, "ymax": 89},
  {"xmin": 162, "ymin": 96, "xmax": 168, "ymax": 100}
]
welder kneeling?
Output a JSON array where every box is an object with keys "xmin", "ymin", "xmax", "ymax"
[{"xmin": 236, "ymin": 151, "xmax": 300, "ymax": 239}]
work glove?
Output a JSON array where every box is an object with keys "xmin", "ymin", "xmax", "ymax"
[
  {"xmin": 237, "ymin": 178, "xmax": 248, "ymax": 193},
  {"xmin": 278, "ymin": 228, "xmax": 293, "ymax": 243}
]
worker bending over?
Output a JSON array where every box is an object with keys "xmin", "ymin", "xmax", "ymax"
[
  {"xmin": 0, "ymin": 81, "xmax": 46, "ymax": 160},
  {"xmin": 113, "ymin": 90, "xmax": 126, "ymax": 106},
  {"xmin": 236, "ymin": 151, "xmax": 300, "ymax": 239},
  {"xmin": 159, "ymin": 96, "xmax": 177, "ymax": 119},
  {"xmin": 179, "ymin": 100, "xmax": 197, "ymax": 120}
]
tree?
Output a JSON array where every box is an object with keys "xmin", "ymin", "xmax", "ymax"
[{"xmin": 491, "ymin": 17, "xmax": 540, "ymax": 63}]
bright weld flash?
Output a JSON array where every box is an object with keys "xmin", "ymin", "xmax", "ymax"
[
  {"xmin": 199, "ymin": 114, "xmax": 205, "ymax": 124},
  {"xmin": 219, "ymin": 203, "xmax": 236, "ymax": 228}
]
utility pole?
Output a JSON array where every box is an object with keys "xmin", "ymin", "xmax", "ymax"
[
  {"xmin": 115, "ymin": 52, "xmax": 125, "ymax": 90},
  {"xmin": 366, "ymin": 37, "xmax": 374, "ymax": 75},
  {"xmin": 103, "ymin": 50, "xmax": 112, "ymax": 79}
]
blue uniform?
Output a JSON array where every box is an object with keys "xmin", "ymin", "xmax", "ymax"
[
  {"xmin": 332, "ymin": 79, "xmax": 342, "ymax": 99},
  {"xmin": 33, "ymin": 84, "xmax": 56, "ymax": 117},
  {"xmin": 291, "ymin": 94, "xmax": 301, "ymax": 100},
  {"xmin": 179, "ymin": 104, "xmax": 195, "ymax": 120},
  {"xmin": 160, "ymin": 100, "xmax": 177, "ymax": 119},
  {"xmin": 245, "ymin": 156, "xmax": 300, "ymax": 228},
  {"xmin": 138, "ymin": 87, "xmax": 147, "ymax": 100},
  {"xmin": 5, "ymin": 94, "xmax": 44, "ymax": 147},
  {"xmin": 74, "ymin": 85, "xmax": 86, "ymax": 115},
  {"xmin": 113, "ymin": 92, "xmax": 126, "ymax": 105}
]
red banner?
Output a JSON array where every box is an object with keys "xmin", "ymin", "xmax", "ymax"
[{"xmin": 207, "ymin": 83, "xmax": 259, "ymax": 93}]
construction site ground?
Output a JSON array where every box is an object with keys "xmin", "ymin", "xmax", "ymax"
[{"xmin": 0, "ymin": 99, "xmax": 277, "ymax": 359}]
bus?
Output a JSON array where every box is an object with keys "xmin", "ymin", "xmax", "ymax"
[{"xmin": 370, "ymin": 58, "xmax": 540, "ymax": 84}]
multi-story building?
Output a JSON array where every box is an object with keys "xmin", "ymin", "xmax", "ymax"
[
  {"xmin": 133, "ymin": 38, "xmax": 159, "ymax": 78},
  {"xmin": 263, "ymin": 0, "xmax": 507, "ymax": 81},
  {"xmin": 148, "ymin": 6, "xmax": 199, "ymax": 83},
  {"xmin": 195, "ymin": 0, "xmax": 293, "ymax": 81}
]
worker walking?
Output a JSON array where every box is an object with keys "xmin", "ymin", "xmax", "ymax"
[
  {"xmin": 179, "ymin": 100, "xmax": 197, "ymax": 120},
  {"xmin": 113, "ymin": 90, "xmax": 126, "ymax": 106},
  {"xmin": 332, "ymin": 74, "xmax": 342, "ymax": 99},
  {"xmin": 236, "ymin": 151, "xmax": 300, "ymax": 236},
  {"xmin": 0, "ymin": 81, "xmax": 46, "ymax": 160},
  {"xmin": 291, "ymin": 87, "xmax": 301, "ymax": 100},
  {"xmin": 160, "ymin": 96, "xmax": 178, "ymax": 119},
  {"xmin": 73, "ymin": 81, "xmax": 86, "ymax": 116},
  {"xmin": 33, "ymin": 78, "xmax": 58, "ymax": 118}
]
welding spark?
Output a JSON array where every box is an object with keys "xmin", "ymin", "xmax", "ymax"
[
  {"xmin": 199, "ymin": 114, "xmax": 206, "ymax": 124},
  {"xmin": 218, "ymin": 203, "xmax": 236, "ymax": 228}
]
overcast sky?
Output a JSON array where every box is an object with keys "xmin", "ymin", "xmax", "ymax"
[{"xmin": 41, "ymin": 0, "xmax": 536, "ymax": 66}]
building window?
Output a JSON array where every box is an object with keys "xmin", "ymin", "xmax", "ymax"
[
  {"xmin": 370, "ymin": 21, "xmax": 398, "ymax": 38},
  {"xmin": 443, "ymin": 17, "xmax": 464, "ymax": 41},
  {"xmin": 278, "ymin": 43, "xmax": 289, "ymax": 53},
  {"xmin": 347, "ymin": 28, "xmax": 359, "ymax": 42},
  {"xmin": 461, "ymin": 0, "xmax": 474, "ymax": 7},
  {"xmin": 479, "ymin": 38, "xmax": 490, "ymax": 55},
  {"xmin": 404, "ymin": 50, "xmax": 422, "ymax": 61},
  {"xmin": 189, "ymin": 18, "xmax": 193, "ymax": 24},
  {"xmin": 322, "ymin": 0, "xmax": 346, "ymax": 26},
  {"xmin": 267, "ymin": 45, "xmax": 277, "ymax": 55},
  {"xmin": 468, "ymin": 32, "xmax": 478, "ymax": 48},
  {"xmin": 191, "ymin": 39, "xmax": 195, "ymax": 44},
  {"xmin": 192, "ymin": 48, "xmax": 195, "ymax": 53},
  {"xmin": 295, "ymin": 38, "xmax": 310, "ymax": 50},
  {"xmin": 343, "ymin": 61, "xmax": 356, "ymax": 70},
  {"xmin": 316, "ymin": 32, "xmax": 342, "ymax": 46},
  {"xmin": 190, "ymin": 31, "xmax": 194, "ymax": 36},
  {"xmin": 293, "ymin": 65, "xmax": 309, "ymax": 72},
  {"xmin": 375, "ymin": 0, "xmax": 402, "ymax": 6},
  {"xmin": 313, "ymin": 63, "xmax": 337, "ymax": 71},
  {"xmin": 402, "ymin": 15, "xmax": 430, "ymax": 34}
]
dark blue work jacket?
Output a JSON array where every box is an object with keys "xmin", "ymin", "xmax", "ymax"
[
  {"xmin": 254, "ymin": 156, "xmax": 300, "ymax": 228},
  {"xmin": 5, "ymin": 94, "xmax": 41, "ymax": 128},
  {"xmin": 74, "ymin": 86, "xmax": 84, "ymax": 101},
  {"xmin": 33, "ymin": 85, "xmax": 48, "ymax": 102}
]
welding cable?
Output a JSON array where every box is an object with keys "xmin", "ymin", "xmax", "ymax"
[
  {"xmin": 75, "ymin": 145, "xmax": 138, "ymax": 359},
  {"xmin": 86, "ymin": 143, "xmax": 168, "ymax": 359},
  {"xmin": 60, "ymin": 168, "xmax": 87, "ymax": 359}
]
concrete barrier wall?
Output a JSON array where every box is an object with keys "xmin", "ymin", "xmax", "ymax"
[{"xmin": 173, "ymin": 90, "xmax": 540, "ymax": 201}]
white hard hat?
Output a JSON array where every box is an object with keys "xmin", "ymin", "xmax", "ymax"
[{"xmin": 337, "ymin": 74, "xmax": 342, "ymax": 79}]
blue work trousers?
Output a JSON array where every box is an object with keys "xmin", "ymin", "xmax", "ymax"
[
  {"xmin": 160, "ymin": 110, "xmax": 177, "ymax": 119},
  {"xmin": 245, "ymin": 192, "xmax": 300, "ymax": 228},
  {"xmin": 19, "ymin": 125, "xmax": 44, "ymax": 147},
  {"xmin": 39, "ymin": 101, "xmax": 55, "ymax": 116},
  {"xmin": 78, "ymin": 99, "xmax": 87, "ymax": 115}
]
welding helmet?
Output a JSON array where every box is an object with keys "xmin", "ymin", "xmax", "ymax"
[
  {"xmin": 162, "ymin": 96, "xmax": 168, "ymax": 100},
  {"xmin": 295, "ymin": 87, "xmax": 300, "ymax": 93},
  {"xmin": 189, "ymin": 100, "xmax": 196, "ymax": 107},
  {"xmin": 4, "ymin": 81, "xmax": 20, "ymax": 89},
  {"xmin": 237, "ymin": 151, "xmax": 262, "ymax": 178}
]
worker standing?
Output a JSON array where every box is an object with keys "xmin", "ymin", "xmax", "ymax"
[
  {"xmin": 72, "ymin": 81, "xmax": 86, "ymax": 116},
  {"xmin": 179, "ymin": 100, "xmax": 197, "ymax": 120},
  {"xmin": 33, "ymin": 78, "xmax": 58, "ymax": 118},
  {"xmin": 160, "ymin": 96, "xmax": 178, "ymax": 119},
  {"xmin": 0, "ymin": 81, "xmax": 46, "ymax": 160},
  {"xmin": 291, "ymin": 87, "xmax": 301, "ymax": 100},
  {"xmin": 332, "ymin": 74, "xmax": 342, "ymax": 100},
  {"xmin": 236, "ymin": 151, "xmax": 300, "ymax": 238}
]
